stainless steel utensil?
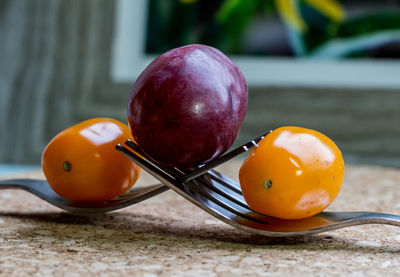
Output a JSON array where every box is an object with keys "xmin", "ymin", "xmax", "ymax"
[
  {"xmin": 0, "ymin": 133, "xmax": 267, "ymax": 214},
  {"xmin": 0, "ymin": 178, "xmax": 168, "ymax": 213},
  {"xmin": 117, "ymin": 139, "xmax": 400, "ymax": 237}
]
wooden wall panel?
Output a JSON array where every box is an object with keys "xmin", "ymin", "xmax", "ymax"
[
  {"xmin": 0, "ymin": 0, "xmax": 129, "ymax": 164},
  {"xmin": 1, "ymin": 0, "xmax": 399, "ymax": 167}
]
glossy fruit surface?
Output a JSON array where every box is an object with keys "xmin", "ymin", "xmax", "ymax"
[
  {"xmin": 239, "ymin": 126, "xmax": 344, "ymax": 220},
  {"xmin": 128, "ymin": 44, "xmax": 248, "ymax": 167},
  {"xmin": 41, "ymin": 118, "xmax": 141, "ymax": 202}
]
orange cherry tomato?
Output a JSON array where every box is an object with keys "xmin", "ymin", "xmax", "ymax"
[
  {"xmin": 41, "ymin": 118, "xmax": 141, "ymax": 202},
  {"xmin": 239, "ymin": 126, "xmax": 344, "ymax": 220}
]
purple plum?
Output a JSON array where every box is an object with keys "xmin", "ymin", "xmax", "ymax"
[{"xmin": 127, "ymin": 44, "xmax": 248, "ymax": 167}]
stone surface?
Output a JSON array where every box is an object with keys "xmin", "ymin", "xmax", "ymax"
[{"xmin": 0, "ymin": 161, "xmax": 399, "ymax": 276}]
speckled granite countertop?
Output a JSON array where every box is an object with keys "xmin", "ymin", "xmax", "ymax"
[{"xmin": 0, "ymin": 161, "xmax": 399, "ymax": 276}]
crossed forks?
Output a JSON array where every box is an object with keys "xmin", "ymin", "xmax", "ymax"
[{"xmin": 0, "ymin": 133, "xmax": 399, "ymax": 237}]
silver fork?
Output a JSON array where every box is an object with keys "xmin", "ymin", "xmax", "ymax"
[
  {"xmin": 117, "ymin": 139, "xmax": 400, "ymax": 237},
  {"xmin": 0, "ymin": 179, "xmax": 168, "ymax": 214},
  {"xmin": 0, "ymin": 134, "xmax": 267, "ymax": 214}
]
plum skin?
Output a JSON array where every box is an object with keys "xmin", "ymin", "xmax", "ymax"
[{"xmin": 128, "ymin": 44, "xmax": 248, "ymax": 167}]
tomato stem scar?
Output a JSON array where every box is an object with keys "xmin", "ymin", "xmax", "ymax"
[
  {"xmin": 63, "ymin": 161, "xmax": 72, "ymax": 172},
  {"xmin": 264, "ymin": 179, "xmax": 272, "ymax": 189}
]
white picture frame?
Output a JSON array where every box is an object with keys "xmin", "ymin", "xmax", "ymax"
[{"xmin": 111, "ymin": 0, "xmax": 400, "ymax": 89}]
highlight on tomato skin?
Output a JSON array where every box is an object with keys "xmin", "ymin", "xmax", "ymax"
[
  {"xmin": 41, "ymin": 118, "xmax": 142, "ymax": 202},
  {"xmin": 239, "ymin": 126, "xmax": 345, "ymax": 220}
]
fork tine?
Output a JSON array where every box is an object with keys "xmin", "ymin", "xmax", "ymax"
[
  {"xmin": 207, "ymin": 170, "xmax": 242, "ymax": 195},
  {"xmin": 124, "ymin": 139, "xmax": 254, "ymax": 213},
  {"xmin": 186, "ymin": 179, "xmax": 269, "ymax": 224},
  {"xmin": 125, "ymin": 140, "xmax": 186, "ymax": 179},
  {"xmin": 180, "ymin": 131, "xmax": 271, "ymax": 183},
  {"xmin": 124, "ymin": 131, "xmax": 270, "ymax": 183},
  {"xmin": 184, "ymin": 172, "xmax": 248, "ymax": 209},
  {"xmin": 163, "ymin": 173, "xmax": 269, "ymax": 225},
  {"xmin": 116, "ymin": 144, "xmax": 178, "ymax": 184},
  {"xmin": 203, "ymin": 174, "xmax": 246, "ymax": 206},
  {"xmin": 120, "ymin": 138, "xmax": 273, "ymax": 226},
  {"xmin": 123, "ymin": 141, "xmax": 249, "ymax": 207},
  {"xmin": 125, "ymin": 140, "xmax": 182, "ymax": 180}
]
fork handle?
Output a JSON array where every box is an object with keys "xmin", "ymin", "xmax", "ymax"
[
  {"xmin": 360, "ymin": 212, "xmax": 400, "ymax": 227},
  {"xmin": 326, "ymin": 211, "xmax": 400, "ymax": 228},
  {"xmin": 0, "ymin": 179, "xmax": 27, "ymax": 189},
  {"xmin": 0, "ymin": 179, "xmax": 40, "ymax": 191}
]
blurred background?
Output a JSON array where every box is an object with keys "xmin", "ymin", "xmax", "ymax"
[{"xmin": 1, "ymin": 0, "xmax": 400, "ymax": 174}]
